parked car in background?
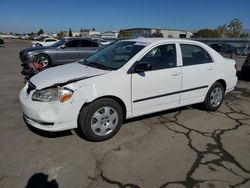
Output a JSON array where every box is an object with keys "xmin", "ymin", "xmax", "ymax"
[
  {"xmin": 20, "ymin": 38, "xmax": 107, "ymax": 78},
  {"xmin": 31, "ymin": 38, "xmax": 58, "ymax": 47},
  {"xmin": 20, "ymin": 38, "xmax": 237, "ymax": 141},
  {"xmin": 209, "ymin": 43, "xmax": 237, "ymax": 58},
  {"xmin": 0, "ymin": 38, "xmax": 5, "ymax": 46},
  {"xmin": 241, "ymin": 53, "xmax": 250, "ymax": 80}
]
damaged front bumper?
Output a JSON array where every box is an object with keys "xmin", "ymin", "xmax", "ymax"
[{"xmin": 19, "ymin": 84, "xmax": 85, "ymax": 132}]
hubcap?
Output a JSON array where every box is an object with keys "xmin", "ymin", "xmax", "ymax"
[
  {"xmin": 210, "ymin": 87, "xmax": 223, "ymax": 108},
  {"xmin": 91, "ymin": 107, "xmax": 118, "ymax": 136}
]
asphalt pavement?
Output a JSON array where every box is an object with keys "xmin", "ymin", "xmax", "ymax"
[{"xmin": 0, "ymin": 39, "xmax": 250, "ymax": 188}]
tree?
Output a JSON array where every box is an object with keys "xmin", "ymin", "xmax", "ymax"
[
  {"xmin": 195, "ymin": 29, "xmax": 221, "ymax": 38},
  {"xmin": 57, "ymin": 31, "xmax": 65, "ymax": 39},
  {"xmin": 228, "ymin": 18, "xmax": 242, "ymax": 38},
  {"xmin": 37, "ymin": 29, "xmax": 44, "ymax": 36},
  {"xmin": 92, "ymin": 28, "xmax": 95, "ymax": 31},
  {"xmin": 118, "ymin": 30, "xmax": 131, "ymax": 38},
  {"xmin": 151, "ymin": 29, "xmax": 163, "ymax": 38},
  {"xmin": 69, "ymin": 28, "xmax": 73, "ymax": 37},
  {"xmin": 216, "ymin": 24, "xmax": 229, "ymax": 38}
]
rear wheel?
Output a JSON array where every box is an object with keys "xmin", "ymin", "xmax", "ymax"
[
  {"xmin": 78, "ymin": 98, "xmax": 123, "ymax": 141},
  {"xmin": 203, "ymin": 82, "xmax": 225, "ymax": 111}
]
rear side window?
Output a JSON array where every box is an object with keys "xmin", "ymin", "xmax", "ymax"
[
  {"xmin": 180, "ymin": 44, "xmax": 213, "ymax": 66},
  {"xmin": 80, "ymin": 40, "xmax": 98, "ymax": 47}
]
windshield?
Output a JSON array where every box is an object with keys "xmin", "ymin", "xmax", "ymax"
[
  {"xmin": 51, "ymin": 39, "xmax": 66, "ymax": 47},
  {"xmin": 80, "ymin": 41, "xmax": 146, "ymax": 70}
]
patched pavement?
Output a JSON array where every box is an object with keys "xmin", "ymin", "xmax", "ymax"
[{"xmin": 0, "ymin": 40, "xmax": 250, "ymax": 188}]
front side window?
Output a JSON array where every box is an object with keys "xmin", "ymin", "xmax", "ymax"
[
  {"xmin": 138, "ymin": 44, "xmax": 177, "ymax": 70},
  {"xmin": 65, "ymin": 40, "xmax": 80, "ymax": 48},
  {"xmin": 81, "ymin": 41, "xmax": 146, "ymax": 70},
  {"xmin": 180, "ymin": 44, "xmax": 212, "ymax": 66}
]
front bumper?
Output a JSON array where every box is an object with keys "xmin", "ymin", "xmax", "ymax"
[{"xmin": 19, "ymin": 84, "xmax": 84, "ymax": 132}]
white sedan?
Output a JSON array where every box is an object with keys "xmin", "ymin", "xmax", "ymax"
[
  {"xmin": 20, "ymin": 38, "xmax": 237, "ymax": 141},
  {"xmin": 31, "ymin": 38, "xmax": 58, "ymax": 47}
]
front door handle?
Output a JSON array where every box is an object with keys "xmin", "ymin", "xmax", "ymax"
[
  {"xmin": 207, "ymin": 66, "xmax": 214, "ymax": 70},
  {"xmin": 171, "ymin": 71, "xmax": 181, "ymax": 76}
]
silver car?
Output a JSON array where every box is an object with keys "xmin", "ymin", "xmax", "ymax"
[{"xmin": 20, "ymin": 38, "xmax": 106, "ymax": 77}]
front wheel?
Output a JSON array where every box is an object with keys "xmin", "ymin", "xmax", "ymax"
[
  {"xmin": 78, "ymin": 98, "xmax": 123, "ymax": 141},
  {"xmin": 203, "ymin": 82, "xmax": 225, "ymax": 111},
  {"xmin": 34, "ymin": 54, "xmax": 51, "ymax": 70}
]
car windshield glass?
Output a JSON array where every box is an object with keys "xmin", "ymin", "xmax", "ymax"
[
  {"xmin": 51, "ymin": 39, "xmax": 66, "ymax": 47},
  {"xmin": 79, "ymin": 41, "xmax": 146, "ymax": 70}
]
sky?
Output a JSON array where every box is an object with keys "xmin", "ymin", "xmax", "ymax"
[{"xmin": 0, "ymin": 0, "xmax": 250, "ymax": 33}]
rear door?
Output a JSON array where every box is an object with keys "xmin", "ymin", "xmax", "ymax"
[
  {"xmin": 179, "ymin": 43, "xmax": 216, "ymax": 105},
  {"xmin": 78, "ymin": 40, "xmax": 99, "ymax": 59},
  {"xmin": 55, "ymin": 40, "xmax": 80, "ymax": 64}
]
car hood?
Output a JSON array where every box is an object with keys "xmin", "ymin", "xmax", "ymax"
[{"xmin": 30, "ymin": 62, "xmax": 110, "ymax": 89}]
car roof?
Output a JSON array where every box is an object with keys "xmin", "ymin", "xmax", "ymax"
[{"xmin": 122, "ymin": 37, "xmax": 203, "ymax": 46}]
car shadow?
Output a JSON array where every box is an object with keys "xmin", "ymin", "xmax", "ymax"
[
  {"xmin": 123, "ymin": 106, "xmax": 191, "ymax": 124},
  {"xmin": 25, "ymin": 172, "xmax": 59, "ymax": 188}
]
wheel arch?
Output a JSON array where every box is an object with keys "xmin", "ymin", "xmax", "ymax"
[
  {"xmin": 80, "ymin": 95, "xmax": 127, "ymax": 121},
  {"xmin": 214, "ymin": 79, "xmax": 227, "ymax": 91}
]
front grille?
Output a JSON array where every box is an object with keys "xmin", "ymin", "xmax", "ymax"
[{"xmin": 27, "ymin": 81, "xmax": 36, "ymax": 95}]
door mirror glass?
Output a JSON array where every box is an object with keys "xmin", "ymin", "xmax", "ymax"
[
  {"xmin": 60, "ymin": 44, "xmax": 66, "ymax": 49},
  {"xmin": 134, "ymin": 63, "xmax": 152, "ymax": 72}
]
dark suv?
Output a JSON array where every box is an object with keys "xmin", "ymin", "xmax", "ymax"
[
  {"xmin": 241, "ymin": 53, "xmax": 250, "ymax": 80},
  {"xmin": 20, "ymin": 38, "xmax": 106, "ymax": 78},
  {"xmin": 209, "ymin": 43, "xmax": 237, "ymax": 58}
]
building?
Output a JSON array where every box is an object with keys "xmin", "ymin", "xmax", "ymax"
[
  {"xmin": 101, "ymin": 31, "xmax": 119, "ymax": 40},
  {"xmin": 80, "ymin": 30, "xmax": 101, "ymax": 38},
  {"xmin": 124, "ymin": 28, "xmax": 193, "ymax": 38}
]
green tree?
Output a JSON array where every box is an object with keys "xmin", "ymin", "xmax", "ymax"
[
  {"xmin": 37, "ymin": 29, "xmax": 44, "ymax": 36},
  {"xmin": 195, "ymin": 29, "xmax": 221, "ymax": 38},
  {"xmin": 151, "ymin": 29, "xmax": 163, "ymax": 38},
  {"xmin": 92, "ymin": 28, "xmax": 95, "ymax": 31},
  {"xmin": 228, "ymin": 18, "xmax": 242, "ymax": 38},
  {"xmin": 217, "ymin": 24, "xmax": 229, "ymax": 38},
  {"xmin": 69, "ymin": 28, "xmax": 73, "ymax": 37},
  {"xmin": 118, "ymin": 30, "xmax": 131, "ymax": 38}
]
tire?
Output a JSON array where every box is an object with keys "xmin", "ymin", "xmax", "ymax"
[
  {"xmin": 35, "ymin": 43, "xmax": 42, "ymax": 47},
  {"xmin": 78, "ymin": 98, "xmax": 123, "ymax": 141},
  {"xmin": 34, "ymin": 54, "xmax": 51, "ymax": 69},
  {"xmin": 203, "ymin": 82, "xmax": 225, "ymax": 111}
]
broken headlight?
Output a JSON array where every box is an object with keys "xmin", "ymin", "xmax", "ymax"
[{"xmin": 32, "ymin": 87, "xmax": 73, "ymax": 103}]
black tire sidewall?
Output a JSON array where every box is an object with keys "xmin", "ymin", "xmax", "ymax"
[
  {"xmin": 204, "ymin": 82, "xmax": 225, "ymax": 111},
  {"xmin": 79, "ymin": 98, "xmax": 123, "ymax": 142}
]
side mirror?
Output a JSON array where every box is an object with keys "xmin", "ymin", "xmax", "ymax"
[
  {"xmin": 134, "ymin": 62, "xmax": 152, "ymax": 73},
  {"xmin": 60, "ymin": 44, "xmax": 66, "ymax": 49}
]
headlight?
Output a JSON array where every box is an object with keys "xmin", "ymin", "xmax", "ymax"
[
  {"xmin": 27, "ymin": 51, "xmax": 34, "ymax": 56},
  {"xmin": 32, "ymin": 87, "xmax": 74, "ymax": 103}
]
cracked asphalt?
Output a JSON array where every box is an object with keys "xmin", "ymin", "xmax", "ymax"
[{"xmin": 0, "ymin": 39, "xmax": 250, "ymax": 188}]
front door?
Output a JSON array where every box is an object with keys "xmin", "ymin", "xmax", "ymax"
[
  {"xmin": 55, "ymin": 40, "xmax": 80, "ymax": 64},
  {"xmin": 131, "ymin": 44, "xmax": 182, "ymax": 116}
]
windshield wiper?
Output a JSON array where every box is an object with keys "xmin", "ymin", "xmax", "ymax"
[{"xmin": 82, "ymin": 60, "xmax": 114, "ymax": 70}]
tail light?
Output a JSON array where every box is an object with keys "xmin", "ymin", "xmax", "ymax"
[{"xmin": 234, "ymin": 63, "xmax": 237, "ymax": 70}]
